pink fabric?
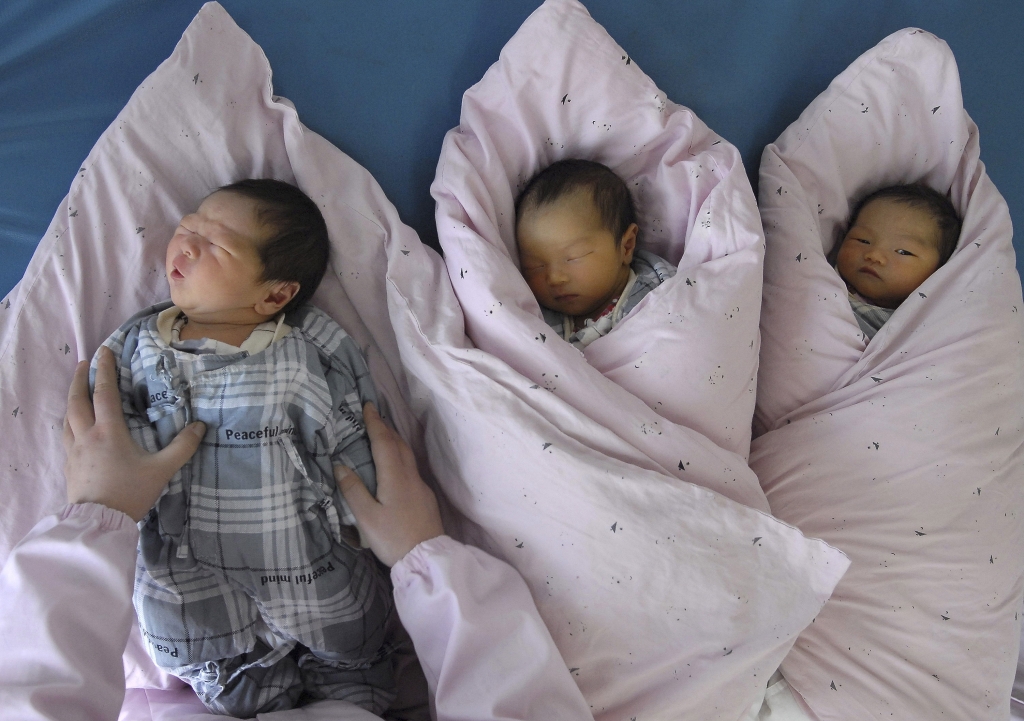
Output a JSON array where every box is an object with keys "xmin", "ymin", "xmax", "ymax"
[
  {"xmin": 393, "ymin": 536, "xmax": 592, "ymax": 720},
  {"xmin": 384, "ymin": 2, "xmax": 850, "ymax": 719},
  {"xmin": 0, "ymin": 508, "xmax": 589, "ymax": 721},
  {"xmin": 750, "ymin": 29, "xmax": 1024, "ymax": 720},
  {"xmin": 0, "ymin": 504, "xmax": 138, "ymax": 721}
]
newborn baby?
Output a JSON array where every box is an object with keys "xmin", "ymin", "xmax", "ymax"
[
  {"xmin": 515, "ymin": 159, "xmax": 675, "ymax": 349},
  {"xmin": 93, "ymin": 179, "xmax": 394, "ymax": 716},
  {"xmin": 834, "ymin": 183, "xmax": 961, "ymax": 339}
]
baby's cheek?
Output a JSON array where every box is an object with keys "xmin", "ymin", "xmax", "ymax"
[
  {"xmin": 522, "ymin": 275, "xmax": 545, "ymax": 298},
  {"xmin": 905, "ymin": 265, "xmax": 935, "ymax": 290},
  {"xmin": 835, "ymin": 244, "xmax": 855, "ymax": 277}
]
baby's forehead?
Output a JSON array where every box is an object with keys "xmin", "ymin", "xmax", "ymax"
[
  {"xmin": 194, "ymin": 191, "xmax": 270, "ymax": 244},
  {"xmin": 856, "ymin": 198, "xmax": 942, "ymax": 242},
  {"xmin": 860, "ymin": 196, "xmax": 930, "ymax": 217},
  {"xmin": 517, "ymin": 218, "xmax": 615, "ymax": 261},
  {"xmin": 198, "ymin": 189, "xmax": 259, "ymax": 215},
  {"xmin": 519, "ymin": 190, "xmax": 609, "ymax": 231}
]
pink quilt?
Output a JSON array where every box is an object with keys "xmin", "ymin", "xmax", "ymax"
[
  {"xmin": 750, "ymin": 28, "xmax": 1024, "ymax": 720},
  {"xmin": 385, "ymin": 1, "xmax": 849, "ymax": 719}
]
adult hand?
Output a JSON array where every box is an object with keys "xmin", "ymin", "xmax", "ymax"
[
  {"xmin": 335, "ymin": 404, "xmax": 444, "ymax": 567},
  {"xmin": 63, "ymin": 346, "xmax": 206, "ymax": 522}
]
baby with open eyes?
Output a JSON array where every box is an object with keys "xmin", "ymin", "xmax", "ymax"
[
  {"xmin": 833, "ymin": 183, "xmax": 961, "ymax": 339},
  {"xmin": 92, "ymin": 179, "xmax": 395, "ymax": 716},
  {"xmin": 515, "ymin": 159, "xmax": 675, "ymax": 349}
]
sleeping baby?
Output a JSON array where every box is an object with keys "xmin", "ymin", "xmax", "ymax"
[
  {"xmin": 833, "ymin": 183, "xmax": 961, "ymax": 339},
  {"xmin": 92, "ymin": 179, "xmax": 394, "ymax": 716},
  {"xmin": 515, "ymin": 159, "xmax": 675, "ymax": 349}
]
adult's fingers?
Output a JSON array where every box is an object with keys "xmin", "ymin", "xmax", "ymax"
[
  {"xmin": 362, "ymin": 403, "xmax": 408, "ymax": 455},
  {"xmin": 361, "ymin": 403, "xmax": 389, "ymax": 444},
  {"xmin": 64, "ymin": 359, "xmax": 94, "ymax": 435},
  {"xmin": 361, "ymin": 403, "xmax": 416, "ymax": 487},
  {"xmin": 150, "ymin": 422, "xmax": 206, "ymax": 480},
  {"xmin": 335, "ymin": 464, "xmax": 377, "ymax": 523},
  {"xmin": 91, "ymin": 347, "xmax": 125, "ymax": 425}
]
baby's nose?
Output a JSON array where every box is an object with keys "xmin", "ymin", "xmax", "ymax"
[
  {"xmin": 864, "ymin": 247, "xmax": 885, "ymax": 264},
  {"xmin": 179, "ymin": 237, "xmax": 199, "ymax": 258},
  {"xmin": 547, "ymin": 267, "xmax": 569, "ymax": 285}
]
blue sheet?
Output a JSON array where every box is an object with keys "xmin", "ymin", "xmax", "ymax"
[{"xmin": 1, "ymin": 0, "xmax": 1021, "ymax": 298}]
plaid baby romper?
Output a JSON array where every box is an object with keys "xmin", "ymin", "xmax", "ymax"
[{"xmin": 94, "ymin": 302, "xmax": 395, "ymax": 716}]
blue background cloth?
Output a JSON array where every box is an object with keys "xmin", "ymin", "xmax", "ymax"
[{"xmin": 1, "ymin": 1, "xmax": 1021, "ymax": 298}]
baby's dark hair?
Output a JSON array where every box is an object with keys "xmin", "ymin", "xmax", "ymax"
[
  {"xmin": 515, "ymin": 159, "xmax": 637, "ymax": 243},
  {"xmin": 217, "ymin": 178, "xmax": 329, "ymax": 314},
  {"xmin": 850, "ymin": 183, "xmax": 961, "ymax": 266}
]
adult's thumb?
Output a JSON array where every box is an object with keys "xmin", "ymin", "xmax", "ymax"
[
  {"xmin": 154, "ymin": 422, "xmax": 206, "ymax": 477},
  {"xmin": 335, "ymin": 465, "xmax": 375, "ymax": 522}
]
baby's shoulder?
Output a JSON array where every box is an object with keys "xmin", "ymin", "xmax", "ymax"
[
  {"xmin": 288, "ymin": 305, "xmax": 354, "ymax": 353},
  {"xmin": 94, "ymin": 300, "xmax": 173, "ymax": 369},
  {"xmin": 632, "ymin": 249, "xmax": 677, "ymax": 285},
  {"xmin": 286, "ymin": 304, "xmax": 369, "ymax": 379}
]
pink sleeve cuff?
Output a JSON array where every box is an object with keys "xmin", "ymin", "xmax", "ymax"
[
  {"xmin": 57, "ymin": 502, "xmax": 137, "ymax": 534},
  {"xmin": 390, "ymin": 534, "xmax": 456, "ymax": 588}
]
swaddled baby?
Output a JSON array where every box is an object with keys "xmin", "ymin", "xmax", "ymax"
[
  {"xmin": 92, "ymin": 179, "xmax": 394, "ymax": 716},
  {"xmin": 833, "ymin": 183, "xmax": 961, "ymax": 339},
  {"xmin": 516, "ymin": 159, "xmax": 675, "ymax": 349}
]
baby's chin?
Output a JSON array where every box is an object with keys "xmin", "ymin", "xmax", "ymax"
[
  {"xmin": 543, "ymin": 297, "xmax": 601, "ymax": 318},
  {"xmin": 840, "ymin": 273, "xmax": 893, "ymax": 309},
  {"xmin": 848, "ymin": 282, "xmax": 906, "ymax": 309}
]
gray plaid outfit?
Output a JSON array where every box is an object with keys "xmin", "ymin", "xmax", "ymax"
[
  {"xmin": 847, "ymin": 291, "xmax": 895, "ymax": 340},
  {"xmin": 93, "ymin": 302, "xmax": 394, "ymax": 716}
]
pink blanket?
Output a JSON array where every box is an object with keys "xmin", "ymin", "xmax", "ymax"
[
  {"xmin": 385, "ymin": 1, "xmax": 849, "ymax": 718},
  {"xmin": 750, "ymin": 28, "xmax": 1024, "ymax": 720}
]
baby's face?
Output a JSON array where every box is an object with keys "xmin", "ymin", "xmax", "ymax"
[
  {"xmin": 836, "ymin": 198, "xmax": 941, "ymax": 309},
  {"xmin": 517, "ymin": 193, "xmax": 634, "ymax": 319},
  {"xmin": 166, "ymin": 191, "xmax": 270, "ymax": 321}
]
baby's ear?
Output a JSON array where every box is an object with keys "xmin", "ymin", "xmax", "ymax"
[
  {"xmin": 256, "ymin": 281, "xmax": 300, "ymax": 316},
  {"xmin": 620, "ymin": 223, "xmax": 639, "ymax": 263}
]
